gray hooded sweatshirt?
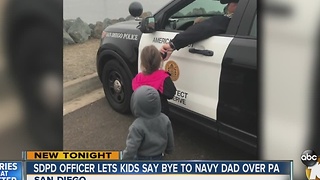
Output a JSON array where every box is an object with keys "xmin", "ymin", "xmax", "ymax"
[{"xmin": 122, "ymin": 85, "xmax": 174, "ymax": 160}]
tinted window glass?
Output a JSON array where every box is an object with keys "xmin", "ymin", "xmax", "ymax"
[
  {"xmin": 172, "ymin": 0, "xmax": 226, "ymax": 17},
  {"xmin": 250, "ymin": 14, "xmax": 257, "ymax": 37}
]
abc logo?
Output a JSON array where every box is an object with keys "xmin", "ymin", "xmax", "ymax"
[{"xmin": 301, "ymin": 150, "xmax": 318, "ymax": 166}]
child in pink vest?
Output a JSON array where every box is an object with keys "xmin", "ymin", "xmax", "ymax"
[{"xmin": 132, "ymin": 45, "xmax": 176, "ymax": 116}]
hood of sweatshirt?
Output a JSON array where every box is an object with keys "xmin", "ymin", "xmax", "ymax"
[{"xmin": 130, "ymin": 85, "xmax": 161, "ymax": 118}]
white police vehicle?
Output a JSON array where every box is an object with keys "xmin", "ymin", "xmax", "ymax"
[{"xmin": 97, "ymin": 0, "xmax": 257, "ymax": 155}]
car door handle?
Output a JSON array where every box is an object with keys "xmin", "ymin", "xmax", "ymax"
[{"xmin": 189, "ymin": 48, "xmax": 214, "ymax": 56}]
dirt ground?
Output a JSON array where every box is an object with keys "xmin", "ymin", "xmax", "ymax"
[{"xmin": 63, "ymin": 38, "xmax": 100, "ymax": 83}]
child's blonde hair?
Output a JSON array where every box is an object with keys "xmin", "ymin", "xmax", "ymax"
[{"xmin": 140, "ymin": 45, "xmax": 162, "ymax": 75}]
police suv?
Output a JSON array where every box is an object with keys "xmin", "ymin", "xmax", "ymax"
[{"xmin": 96, "ymin": 0, "xmax": 257, "ymax": 155}]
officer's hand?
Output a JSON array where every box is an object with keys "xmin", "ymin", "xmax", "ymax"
[{"xmin": 160, "ymin": 43, "xmax": 173, "ymax": 61}]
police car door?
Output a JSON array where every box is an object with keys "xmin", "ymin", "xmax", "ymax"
[{"xmin": 138, "ymin": 0, "xmax": 236, "ymax": 120}]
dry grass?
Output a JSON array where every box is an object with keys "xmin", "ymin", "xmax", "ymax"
[{"xmin": 63, "ymin": 38, "xmax": 100, "ymax": 83}]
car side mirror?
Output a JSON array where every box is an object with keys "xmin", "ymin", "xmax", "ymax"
[{"xmin": 140, "ymin": 16, "xmax": 156, "ymax": 33}]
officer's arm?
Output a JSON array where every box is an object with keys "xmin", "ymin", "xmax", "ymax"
[{"xmin": 171, "ymin": 16, "xmax": 230, "ymax": 50}]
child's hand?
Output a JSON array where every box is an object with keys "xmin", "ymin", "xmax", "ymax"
[{"xmin": 160, "ymin": 44, "xmax": 173, "ymax": 61}]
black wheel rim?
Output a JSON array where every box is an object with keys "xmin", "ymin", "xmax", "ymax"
[{"xmin": 107, "ymin": 70, "xmax": 125, "ymax": 103}]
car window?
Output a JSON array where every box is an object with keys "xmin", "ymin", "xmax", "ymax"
[
  {"xmin": 173, "ymin": 0, "xmax": 226, "ymax": 17},
  {"xmin": 166, "ymin": 0, "xmax": 226, "ymax": 31},
  {"xmin": 250, "ymin": 14, "xmax": 257, "ymax": 37}
]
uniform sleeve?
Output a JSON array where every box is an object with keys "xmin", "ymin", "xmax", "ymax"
[
  {"xmin": 122, "ymin": 124, "xmax": 144, "ymax": 160},
  {"xmin": 165, "ymin": 120, "xmax": 174, "ymax": 154},
  {"xmin": 163, "ymin": 76, "xmax": 177, "ymax": 99},
  {"xmin": 171, "ymin": 15, "xmax": 230, "ymax": 50}
]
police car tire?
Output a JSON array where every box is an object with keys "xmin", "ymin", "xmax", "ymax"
[{"xmin": 102, "ymin": 60, "xmax": 132, "ymax": 114}]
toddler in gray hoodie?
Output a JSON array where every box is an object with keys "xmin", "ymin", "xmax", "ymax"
[{"xmin": 122, "ymin": 85, "xmax": 174, "ymax": 160}]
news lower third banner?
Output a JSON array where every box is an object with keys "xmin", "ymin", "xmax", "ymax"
[
  {"xmin": 25, "ymin": 161, "xmax": 293, "ymax": 180},
  {"xmin": 0, "ymin": 151, "xmax": 294, "ymax": 180}
]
